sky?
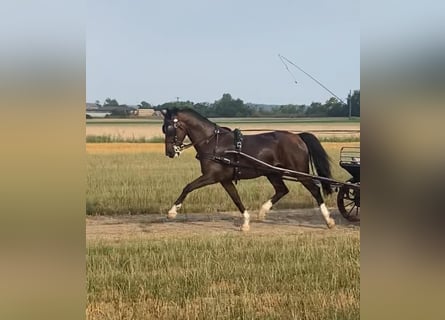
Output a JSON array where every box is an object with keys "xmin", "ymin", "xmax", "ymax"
[{"xmin": 87, "ymin": 0, "xmax": 359, "ymax": 106}]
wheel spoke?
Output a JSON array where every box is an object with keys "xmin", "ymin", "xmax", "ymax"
[
  {"xmin": 347, "ymin": 204, "xmax": 357, "ymax": 215},
  {"xmin": 344, "ymin": 200, "xmax": 354, "ymax": 208}
]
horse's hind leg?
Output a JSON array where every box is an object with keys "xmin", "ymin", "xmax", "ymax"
[
  {"xmin": 258, "ymin": 175, "xmax": 289, "ymax": 220},
  {"xmin": 220, "ymin": 180, "xmax": 250, "ymax": 231},
  {"xmin": 300, "ymin": 178, "xmax": 335, "ymax": 229},
  {"xmin": 167, "ymin": 174, "xmax": 216, "ymax": 219}
]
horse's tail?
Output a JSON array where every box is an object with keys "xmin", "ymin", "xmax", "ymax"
[{"xmin": 298, "ymin": 132, "xmax": 333, "ymax": 195}]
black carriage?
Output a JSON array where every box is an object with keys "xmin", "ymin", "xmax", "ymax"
[{"xmin": 337, "ymin": 147, "xmax": 360, "ymax": 221}]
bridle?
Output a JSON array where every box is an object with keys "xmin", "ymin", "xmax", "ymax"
[
  {"xmin": 162, "ymin": 117, "xmax": 224, "ymax": 155},
  {"xmin": 162, "ymin": 117, "xmax": 184, "ymax": 154}
]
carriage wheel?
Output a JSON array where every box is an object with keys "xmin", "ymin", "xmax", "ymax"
[{"xmin": 337, "ymin": 184, "xmax": 360, "ymax": 221}]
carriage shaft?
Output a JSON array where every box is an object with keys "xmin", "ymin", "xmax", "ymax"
[{"xmin": 224, "ymin": 150, "xmax": 360, "ymax": 191}]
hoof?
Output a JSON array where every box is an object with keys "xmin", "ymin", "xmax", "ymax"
[
  {"xmin": 240, "ymin": 224, "xmax": 250, "ymax": 232},
  {"xmin": 167, "ymin": 204, "xmax": 180, "ymax": 219},
  {"xmin": 327, "ymin": 218, "xmax": 336, "ymax": 229},
  {"xmin": 258, "ymin": 200, "xmax": 272, "ymax": 220},
  {"xmin": 167, "ymin": 212, "xmax": 177, "ymax": 219}
]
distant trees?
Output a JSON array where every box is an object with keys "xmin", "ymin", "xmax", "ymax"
[
  {"xmin": 95, "ymin": 90, "xmax": 360, "ymax": 118},
  {"xmin": 212, "ymin": 93, "xmax": 252, "ymax": 117},
  {"xmin": 279, "ymin": 90, "xmax": 359, "ymax": 118},
  {"xmin": 325, "ymin": 97, "xmax": 346, "ymax": 117},
  {"xmin": 157, "ymin": 100, "xmax": 194, "ymax": 111},
  {"xmin": 274, "ymin": 104, "xmax": 306, "ymax": 116},
  {"xmin": 104, "ymin": 98, "xmax": 119, "ymax": 107},
  {"xmin": 192, "ymin": 102, "xmax": 211, "ymax": 115},
  {"xmin": 155, "ymin": 93, "xmax": 253, "ymax": 117},
  {"xmin": 138, "ymin": 101, "xmax": 152, "ymax": 109},
  {"xmin": 153, "ymin": 91, "xmax": 359, "ymax": 118},
  {"xmin": 95, "ymin": 98, "xmax": 138, "ymax": 117},
  {"xmin": 347, "ymin": 90, "xmax": 360, "ymax": 117}
]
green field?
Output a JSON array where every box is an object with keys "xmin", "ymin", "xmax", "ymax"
[
  {"xmin": 86, "ymin": 143, "xmax": 357, "ymax": 215},
  {"xmin": 87, "ymin": 233, "xmax": 359, "ymax": 320}
]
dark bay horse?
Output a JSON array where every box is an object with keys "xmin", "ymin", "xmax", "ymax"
[{"xmin": 161, "ymin": 108, "xmax": 335, "ymax": 231}]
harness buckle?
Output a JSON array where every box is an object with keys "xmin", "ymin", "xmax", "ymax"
[{"xmin": 234, "ymin": 128, "xmax": 243, "ymax": 151}]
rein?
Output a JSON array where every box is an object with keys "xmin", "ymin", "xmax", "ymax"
[
  {"xmin": 178, "ymin": 126, "xmax": 221, "ymax": 152},
  {"xmin": 171, "ymin": 119, "xmax": 229, "ymax": 153}
]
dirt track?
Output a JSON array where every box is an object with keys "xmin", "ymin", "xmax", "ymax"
[{"xmin": 86, "ymin": 209, "xmax": 360, "ymax": 241}]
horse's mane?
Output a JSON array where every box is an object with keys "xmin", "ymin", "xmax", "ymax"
[
  {"xmin": 167, "ymin": 108, "xmax": 232, "ymax": 132},
  {"xmin": 169, "ymin": 108, "xmax": 216, "ymax": 126}
]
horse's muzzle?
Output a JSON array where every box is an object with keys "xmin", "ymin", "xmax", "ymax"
[{"xmin": 166, "ymin": 147, "xmax": 181, "ymax": 158}]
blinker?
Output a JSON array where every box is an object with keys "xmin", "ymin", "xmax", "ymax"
[{"xmin": 162, "ymin": 118, "xmax": 178, "ymax": 135}]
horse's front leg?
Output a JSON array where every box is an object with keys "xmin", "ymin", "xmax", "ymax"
[
  {"xmin": 167, "ymin": 174, "xmax": 216, "ymax": 219},
  {"xmin": 220, "ymin": 180, "xmax": 250, "ymax": 232}
]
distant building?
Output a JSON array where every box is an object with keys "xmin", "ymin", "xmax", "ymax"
[
  {"xmin": 86, "ymin": 102, "xmax": 100, "ymax": 110},
  {"xmin": 86, "ymin": 102, "xmax": 139, "ymax": 118}
]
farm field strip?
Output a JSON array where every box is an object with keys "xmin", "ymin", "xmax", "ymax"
[{"xmin": 86, "ymin": 119, "xmax": 360, "ymax": 140}]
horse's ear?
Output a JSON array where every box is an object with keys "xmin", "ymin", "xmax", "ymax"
[{"xmin": 160, "ymin": 109, "xmax": 167, "ymax": 117}]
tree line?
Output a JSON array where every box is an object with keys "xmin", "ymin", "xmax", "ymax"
[{"xmin": 95, "ymin": 90, "xmax": 360, "ymax": 118}]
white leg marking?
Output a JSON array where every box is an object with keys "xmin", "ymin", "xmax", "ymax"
[
  {"xmin": 320, "ymin": 203, "xmax": 335, "ymax": 228},
  {"xmin": 167, "ymin": 203, "xmax": 181, "ymax": 219},
  {"xmin": 240, "ymin": 210, "xmax": 250, "ymax": 231},
  {"xmin": 259, "ymin": 199, "xmax": 273, "ymax": 220}
]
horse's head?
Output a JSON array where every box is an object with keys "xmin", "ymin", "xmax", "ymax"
[{"xmin": 161, "ymin": 108, "xmax": 187, "ymax": 158}]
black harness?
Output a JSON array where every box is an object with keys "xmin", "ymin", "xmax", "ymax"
[
  {"xmin": 162, "ymin": 118, "xmax": 182, "ymax": 154},
  {"xmin": 201, "ymin": 128, "xmax": 244, "ymax": 183},
  {"xmin": 163, "ymin": 118, "xmax": 220, "ymax": 153},
  {"xmin": 232, "ymin": 128, "xmax": 243, "ymax": 183},
  {"xmin": 163, "ymin": 117, "xmax": 245, "ymax": 183}
]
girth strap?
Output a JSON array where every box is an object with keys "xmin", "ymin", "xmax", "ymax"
[{"xmin": 233, "ymin": 128, "xmax": 243, "ymax": 184}]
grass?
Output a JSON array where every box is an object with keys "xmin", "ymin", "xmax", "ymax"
[
  {"xmin": 87, "ymin": 233, "xmax": 360, "ymax": 320},
  {"xmin": 86, "ymin": 142, "xmax": 359, "ymax": 215}
]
